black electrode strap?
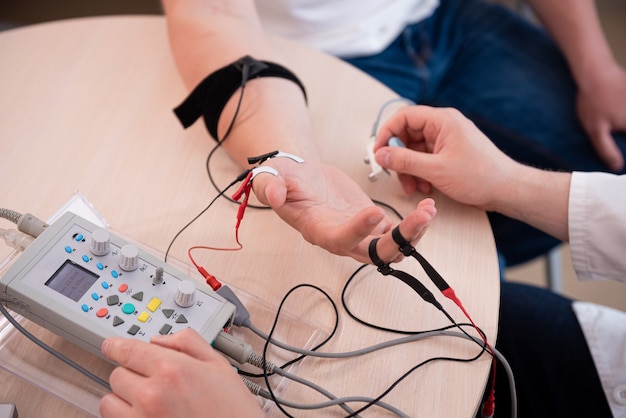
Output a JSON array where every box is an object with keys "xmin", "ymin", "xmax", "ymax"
[
  {"xmin": 391, "ymin": 226, "xmax": 415, "ymax": 257},
  {"xmin": 368, "ymin": 238, "xmax": 442, "ymax": 310},
  {"xmin": 173, "ymin": 55, "xmax": 307, "ymax": 141},
  {"xmin": 391, "ymin": 225, "xmax": 450, "ymax": 292},
  {"xmin": 368, "ymin": 238, "xmax": 393, "ymax": 275}
]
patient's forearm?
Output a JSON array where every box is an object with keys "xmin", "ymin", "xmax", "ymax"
[{"xmin": 162, "ymin": 0, "xmax": 319, "ymax": 167}]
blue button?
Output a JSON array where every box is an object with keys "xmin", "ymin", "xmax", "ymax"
[
  {"xmin": 102, "ymin": 282, "xmax": 109, "ymax": 290},
  {"xmin": 122, "ymin": 303, "xmax": 135, "ymax": 315},
  {"xmin": 97, "ymin": 262, "xmax": 104, "ymax": 270},
  {"xmin": 65, "ymin": 246, "xmax": 72, "ymax": 253},
  {"xmin": 82, "ymin": 254, "xmax": 90, "ymax": 263},
  {"xmin": 111, "ymin": 270, "xmax": 119, "ymax": 278},
  {"xmin": 91, "ymin": 292, "xmax": 99, "ymax": 301},
  {"xmin": 81, "ymin": 304, "xmax": 89, "ymax": 312},
  {"xmin": 75, "ymin": 234, "xmax": 84, "ymax": 242}
]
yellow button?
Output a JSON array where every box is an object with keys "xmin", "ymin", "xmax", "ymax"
[
  {"xmin": 137, "ymin": 311, "xmax": 150, "ymax": 323},
  {"xmin": 146, "ymin": 297, "xmax": 162, "ymax": 312}
]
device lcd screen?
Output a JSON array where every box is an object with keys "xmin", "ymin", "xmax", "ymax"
[{"xmin": 45, "ymin": 259, "xmax": 99, "ymax": 302}]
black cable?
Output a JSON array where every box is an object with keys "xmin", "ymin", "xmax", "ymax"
[
  {"xmin": 205, "ymin": 142, "xmax": 271, "ymax": 211},
  {"xmin": 337, "ymin": 262, "xmax": 492, "ymax": 417},
  {"xmin": 342, "ymin": 261, "xmax": 491, "ymax": 352},
  {"xmin": 371, "ymin": 199, "xmax": 403, "ymax": 220},
  {"xmin": 367, "ymin": 231, "xmax": 496, "ymax": 356},
  {"xmin": 166, "ymin": 63, "xmax": 274, "ymax": 262},
  {"xmin": 345, "ymin": 343, "xmax": 488, "ymax": 417},
  {"xmin": 204, "ymin": 71, "xmax": 270, "ymax": 210},
  {"xmin": 343, "ymin": 205, "xmax": 501, "ymax": 417},
  {"xmin": 261, "ymin": 283, "xmax": 340, "ymax": 418},
  {"xmin": 238, "ymin": 283, "xmax": 339, "ymax": 379},
  {"xmin": 251, "ymin": 275, "xmax": 491, "ymax": 417},
  {"xmin": 341, "ymin": 264, "xmax": 486, "ymax": 337},
  {"xmin": 163, "ymin": 171, "xmax": 249, "ymax": 262}
]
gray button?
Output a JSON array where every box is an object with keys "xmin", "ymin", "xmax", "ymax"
[
  {"xmin": 112, "ymin": 316, "xmax": 124, "ymax": 327},
  {"xmin": 159, "ymin": 324, "xmax": 172, "ymax": 335},
  {"xmin": 127, "ymin": 324, "xmax": 140, "ymax": 335}
]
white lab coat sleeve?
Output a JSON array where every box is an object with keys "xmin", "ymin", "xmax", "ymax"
[{"xmin": 568, "ymin": 172, "xmax": 626, "ymax": 284}]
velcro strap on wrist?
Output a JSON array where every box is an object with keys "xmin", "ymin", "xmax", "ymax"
[{"xmin": 173, "ymin": 55, "xmax": 307, "ymax": 141}]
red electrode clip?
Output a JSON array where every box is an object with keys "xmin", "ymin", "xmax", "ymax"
[{"xmin": 231, "ymin": 167, "xmax": 278, "ymax": 244}]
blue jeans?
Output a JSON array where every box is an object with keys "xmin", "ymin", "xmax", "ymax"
[{"xmin": 344, "ymin": 0, "xmax": 626, "ymax": 266}]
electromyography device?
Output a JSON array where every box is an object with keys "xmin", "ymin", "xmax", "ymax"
[{"xmin": 0, "ymin": 211, "xmax": 236, "ymax": 361}]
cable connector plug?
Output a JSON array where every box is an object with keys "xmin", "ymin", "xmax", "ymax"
[
  {"xmin": 16, "ymin": 213, "xmax": 49, "ymax": 238},
  {"xmin": 246, "ymin": 350, "xmax": 276, "ymax": 374},
  {"xmin": 216, "ymin": 285, "xmax": 251, "ymax": 327},
  {"xmin": 240, "ymin": 376, "xmax": 263, "ymax": 396},
  {"xmin": 0, "ymin": 228, "xmax": 34, "ymax": 251},
  {"xmin": 481, "ymin": 391, "xmax": 495, "ymax": 418},
  {"xmin": 213, "ymin": 330, "xmax": 253, "ymax": 365},
  {"xmin": 213, "ymin": 331, "xmax": 275, "ymax": 373},
  {"xmin": 197, "ymin": 266, "xmax": 222, "ymax": 291}
]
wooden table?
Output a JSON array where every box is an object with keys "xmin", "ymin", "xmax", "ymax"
[{"xmin": 0, "ymin": 16, "xmax": 500, "ymax": 418}]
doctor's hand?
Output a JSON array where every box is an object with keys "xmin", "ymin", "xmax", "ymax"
[
  {"xmin": 99, "ymin": 329, "xmax": 263, "ymax": 418},
  {"xmin": 250, "ymin": 156, "xmax": 437, "ymax": 265},
  {"xmin": 373, "ymin": 106, "xmax": 517, "ymax": 213}
]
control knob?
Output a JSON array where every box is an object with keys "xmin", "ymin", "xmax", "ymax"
[
  {"xmin": 90, "ymin": 229, "xmax": 111, "ymax": 256},
  {"xmin": 118, "ymin": 244, "xmax": 139, "ymax": 271},
  {"xmin": 175, "ymin": 280, "xmax": 196, "ymax": 308}
]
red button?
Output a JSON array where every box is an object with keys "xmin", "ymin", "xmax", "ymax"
[
  {"xmin": 118, "ymin": 283, "xmax": 128, "ymax": 292},
  {"xmin": 96, "ymin": 308, "xmax": 109, "ymax": 318}
]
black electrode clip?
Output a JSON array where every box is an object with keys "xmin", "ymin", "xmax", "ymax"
[
  {"xmin": 247, "ymin": 150, "xmax": 305, "ymax": 166},
  {"xmin": 368, "ymin": 233, "xmax": 443, "ymax": 310},
  {"xmin": 390, "ymin": 225, "xmax": 450, "ymax": 293},
  {"xmin": 247, "ymin": 151, "xmax": 280, "ymax": 165}
]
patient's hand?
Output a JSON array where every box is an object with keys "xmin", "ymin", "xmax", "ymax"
[{"xmin": 252, "ymin": 157, "xmax": 436, "ymax": 264}]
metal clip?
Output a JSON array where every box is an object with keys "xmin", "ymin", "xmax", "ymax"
[{"xmin": 250, "ymin": 166, "xmax": 279, "ymax": 180}]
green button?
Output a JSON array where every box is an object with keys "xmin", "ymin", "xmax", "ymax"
[{"xmin": 122, "ymin": 303, "xmax": 135, "ymax": 314}]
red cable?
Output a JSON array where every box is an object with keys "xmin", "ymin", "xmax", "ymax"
[
  {"xmin": 187, "ymin": 246, "xmax": 242, "ymax": 291},
  {"xmin": 442, "ymin": 287, "xmax": 497, "ymax": 417},
  {"xmin": 185, "ymin": 171, "xmax": 254, "ymax": 291},
  {"xmin": 231, "ymin": 171, "xmax": 253, "ymax": 246}
]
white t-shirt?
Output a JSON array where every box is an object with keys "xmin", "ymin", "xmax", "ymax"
[
  {"xmin": 569, "ymin": 171, "xmax": 626, "ymax": 416},
  {"xmin": 254, "ymin": 0, "xmax": 439, "ymax": 57}
]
